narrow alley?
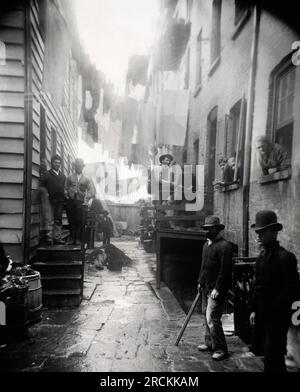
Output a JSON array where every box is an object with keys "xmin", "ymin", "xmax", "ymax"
[{"xmin": 0, "ymin": 239, "xmax": 263, "ymax": 372}]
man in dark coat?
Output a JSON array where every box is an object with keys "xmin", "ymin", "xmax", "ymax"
[
  {"xmin": 197, "ymin": 216, "xmax": 233, "ymax": 361},
  {"xmin": 40, "ymin": 155, "xmax": 66, "ymax": 244},
  {"xmin": 65, "ymin": 158, "xmax": 95, "ymax": 245},
  {"xmin": 249, "ymin": 210, "xmax": 299, "ymax": 372}
]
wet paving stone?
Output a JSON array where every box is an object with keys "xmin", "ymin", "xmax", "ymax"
[{"xmin": 0, "ymin": 239, "xmax": 264, "ymax": 372}]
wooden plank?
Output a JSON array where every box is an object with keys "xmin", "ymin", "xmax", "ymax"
[
  {"xmin": 0, "ymin": 214, "xmax": 23, "ymax": 229},
  {"xmin": 0, "ymin": 91, "xmax": 24, "ymax": 108},
  {"xmin": 0, "ymin": 123, "xmax": 24, "ymax": 138},
  {"xmin": 32, "ymin": 134, "xmax": 40, "ymax": 152},
  {"xmin": 0, "ymin": 229, "xmax": 23, "ymax": 244},
  {"xmin": 0, "ymin": 60, "xmax": 24, "ymax": 77},
  {"xmin": 0, "ymin": 138, "xmax": 24, "ymax": 153},
  {"xmin": 0, "ymin": 28, "xmax": 24, "ymax": 45},
  {"xmin": 5, "ymin": 44, "xmax": 24, "ymax": 61},
  {"xmin": 0, "ymin": 153, "xmax": 24, "ymax": 169},
  {"xmin": 0, "ymin": 107, "xmax": 24, "ymax": 122},
  {"xmin": 31, "ymin": 56, "xmax": 43, "ymax": 83},
  {"xmin": 31, "ymin": 189, "xmax": 40, "ymax": 203},
  {"xmin": 0, "ymin": 183, "xmax": 23, "ymax": 199},
  {"xmin": 0, "ymin": 76, "xmax": 24, "ymax": 92},
  {"xmin": 32, "ymin": 149, "xmax": 40, "ymax": 165},
  {"xmin": 32, "ymin": 122, "xmax": 40, "ymax": 140},
  {"xmin": 32, "ymin": 177, "xmax": 40, "ymax": 190},
  {"xmin": 30, "ymin": 12, "xmax": 44, "ymax": 53},
  {"xmin": 0, "ymin": 168, "xmax": 23, "ymax": 183},
  {"xmin": 0, "ymin": 199, "xmax": 23, "ymax": 213},
  {"xmin": 0, "ymin": 11, "xmax": 24, "ymax": 29}
]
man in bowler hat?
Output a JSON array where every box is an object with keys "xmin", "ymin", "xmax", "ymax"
[
  {"xmin": 197, "ymin": 216, "xmax": 233, "ymax": 361},
  {"xmin": 249, "ymin": 210, "xmax": 299, "ymax": 372}
]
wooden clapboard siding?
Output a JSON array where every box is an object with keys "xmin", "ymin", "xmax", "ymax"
[
  {"xmin": 0, "ymin": 183, "xmax": 23, "ymax": 199},
  {"xmin": 0, "ymin": 7, "xmax": 25, "ymax": 260}
]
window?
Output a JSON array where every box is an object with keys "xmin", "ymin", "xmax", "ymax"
[
  {"xmin": 273, "ymin": 67, "xmax": 295, "ymax": 159},
  {"xmin": 51, "ymin": 128, "xmax": 57, "ymax": 156},
  {"xmin": 223, "ymin": 97, "xmax": 246, "ymax": 186},
  {"xmin": 210, "ymin": 0, "xmax": 222, "ymax": 66},
  {"xmin": 195, "ymin": 30, "xmax": 202, "ymax": 90}
]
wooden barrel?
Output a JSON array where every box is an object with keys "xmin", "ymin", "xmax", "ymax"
[{"xmin": 21, "ymin": 271, "xmax": 42, "ymax": 324}]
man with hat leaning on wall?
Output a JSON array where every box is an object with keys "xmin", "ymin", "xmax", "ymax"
[
  {"xmin": 65, "ymin": 158, "xmax": 95, "ymax": 245},
  {"xmin": 197, "ymin": 216, "xmax": 233, "ymax": 361},
  {"xmin": 249, "ymin": 210, "xmax": 299, "ymax": 372}
]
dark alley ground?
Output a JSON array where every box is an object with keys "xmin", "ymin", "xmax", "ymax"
[{"xmin": 0, "ymin": 238, "xmax": 264, "ymax": 372}]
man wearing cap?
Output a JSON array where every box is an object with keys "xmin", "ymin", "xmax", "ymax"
[
  {"xmin": 249, "ymin": 210, "xmax": 299, "ymax": 372},
  {"xmin": 197, "ymin": 216, "xmax": 233, "ymax": 361},
  {"xmin": 65, "ymin": 158, "xmax": 95, "ymax": 245}
]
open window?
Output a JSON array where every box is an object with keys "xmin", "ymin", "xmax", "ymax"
[
  {"xmin": 258, "ymin": 57, "xmax": 295, "ymax": 184},
  {"xmin": 216, "ymin": 96, "xmax": 246, "ymax": 191}
]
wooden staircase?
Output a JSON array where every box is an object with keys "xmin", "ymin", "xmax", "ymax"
[{"xmin": 33, "ymin": 245, "xmax": 85, "ymax": 307}]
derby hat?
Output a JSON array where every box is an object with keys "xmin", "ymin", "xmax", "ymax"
[
  {"xmin": 251, "ymin": 210, "xmax": 283, "ymax": 232},
  {"xmin": 202, "ymin": 216, "xmax": 225, "ymax": 230},
  {"xmin": 159, "ymin": 154, "xmax": 174, "ymax": 164}
]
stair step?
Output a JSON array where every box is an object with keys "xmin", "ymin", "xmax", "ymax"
[
  {"xmin": 42, "ymin": 275, "xmax": 82, "ymax": 280},
  {"xmin": 43, "ymin": 289, "xmax": 81, "ymax": 296},
  {"xmin": 34, "ymin": 261, "xmax": 83, "ymax": 266}
]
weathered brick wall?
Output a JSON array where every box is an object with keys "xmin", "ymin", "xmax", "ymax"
[
  {"xmin": 187, "ymin": 0, "xmax": 252, "ymax": 252},
  {"xmin": 249, "ymin": 12, "xmax": 300, "ymax": 265}
]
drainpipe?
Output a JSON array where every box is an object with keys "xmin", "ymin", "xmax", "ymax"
[
  {"xmin": 242, "ymin": 5, "xmax": 261, "ymax": 257},
  {"xmin": 23, "ymin": 0, "xmax": 33, "ymax": 264}
]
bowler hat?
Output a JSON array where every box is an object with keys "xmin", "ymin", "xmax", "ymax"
[
  {"xmin": 202, "ymin": 216, "xmax": 225, "ymax": 230},
  {"xmin": 159, "ymin": 154, "xmax": 173, "ymax": 164},
  {"xmin": 251, "ymin": 210, "xmax": 283, "ymax": 232}
]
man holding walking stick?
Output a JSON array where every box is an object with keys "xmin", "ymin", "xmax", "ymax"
[{"xmin": 196, "ymin": 216, "xmax": 233, "ymax": 361}]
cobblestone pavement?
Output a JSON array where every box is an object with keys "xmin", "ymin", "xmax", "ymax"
[{"xmin": 0, "ymin": 239, "xmax": 264, "ymax": 372}]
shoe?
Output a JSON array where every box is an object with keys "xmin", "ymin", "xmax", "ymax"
[
  {"xmin": 212, "ymin": 350, "xmax": 229, "ymax": 361},
  {"xmin": 197, "ymin": 344, "xmax": 212, "ymax": 352}
]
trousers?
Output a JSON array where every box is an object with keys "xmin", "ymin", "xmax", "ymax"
[{"xmin": 202, "ymin": 289, "xmax": 228, "ymax": 353}]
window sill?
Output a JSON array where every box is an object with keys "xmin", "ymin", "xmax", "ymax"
[
  {"xmin": 231, "ymin": 9, "xmax": 251, "ymax": 41},
  {"xmin": 258, "ymin": 168, "xmax": 291, "ymax": 184},
  {"xmin": 221, "ymin": 182, "xmax": 240, "ymax": 192},
  {"xmin": 193, "ymin": 83, "xmax": 202, "ymax": 98},
  {"xmin": 213, "ymin": 181, "xmax": 240, "ymax": 192}
]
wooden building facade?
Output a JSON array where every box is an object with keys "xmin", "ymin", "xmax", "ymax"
[{"xmin": 0, "ymin": 0, "xmax": 82, "ymax": 262}]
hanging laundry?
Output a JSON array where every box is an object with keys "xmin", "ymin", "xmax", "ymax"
[{"xmin": 156, "ymin": 90, "xmax": 189, "ymax": 147}]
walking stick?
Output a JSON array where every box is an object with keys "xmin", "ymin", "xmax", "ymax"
[{"xmin": 175, "ymin": 292, "xmax": 201, "ymax": 346}]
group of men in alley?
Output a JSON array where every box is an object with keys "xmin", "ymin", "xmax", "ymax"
[
  {"xmin": 40, "ymin": 156, "xmax": 113, "ymax": 246},
  {"xmin": 197, "ymin": 212, "xmax": 299, "ymax": 372}
]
